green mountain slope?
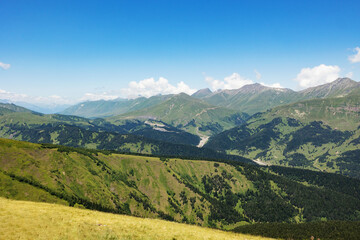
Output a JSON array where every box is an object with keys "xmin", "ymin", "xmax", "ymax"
[
  {"xmin": 0, "ymin": 120, "xmax": 252, "ymax": 163},
  {"xmin": 0, "ymin": 105, "xmax": 251, "ymax": 163},
  {"xmin": 0, "ymin": 103, "xmax": 35, "ymax": 114},
  {"xmin": 202, "ymin": 84, "xmax": 298, "ymax": 115},
  {"xmin": 1, "ymin": 138, "xmax": 360, "ymax": 229},
  {"xmin": 205, "ymin": 93, "xmax": 360, "ymax": 178},
  {"xmin": 265, "ymin": 92, "xmax": 360, "ymax": 131},
  {"xmin": 191, "ymin": 88, "xmax": 213, "ymax": 98},
  {"xmin": 108, "ymin": 93, "xmax": 248, "ymax": 137},
  {"xmin": 0, "ymin": 102, "xmax": 202, "ymax": 146},
  {"xmin": 60, "ymin": 78, "xmax": 359, "ymax": 120},
  {"xmin": 233, "ymin": 221, "xmax": 360, "ymax": 240},
  {"xmin": 60, "ymin": 95, "xmax": 172, "ymax": 118},
  {"xmin": 200, "ymin": 78, "xmax": 360, "ymax": 115},
  {"xmin": 0, "ymin": 198, "xmax": 275, "ymax": 240},
  {"xmin": 298, "ymin": 77, "xmax": 360, "ymax": 99}
]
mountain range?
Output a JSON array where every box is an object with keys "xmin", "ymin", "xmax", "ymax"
[
  {"xmin": 1, "ymin": 77, "xmax": 360, "ymax": 237},
  {"xmin": 107, "ymin": 93, "xmax": 248, "ymax": 137},
  {"xmin": 194, "ymin": 77, "xmax": 360, "ymax": 115},
  {"xmin": 0, "ymin": 78, "xmax": 359, "ymax": 176},
  {"xmin": 59, "ymin": 78, "xmax": 360, "ymax": 118}
]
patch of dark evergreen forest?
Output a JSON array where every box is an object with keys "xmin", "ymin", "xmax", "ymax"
[
  {"xmin": 284, "ymin": 121, "xmax": 351, "ymax": 153},
  {"xmin": 336, "ymin": 150, "xmax": 360, "ymax": 179},
  {"xmin": 2, "ymin": 123, "xmax": 252, "ymax": 164},
  {"xmin": 232, "ymin": 221, "xmax": 360, "ymax": 240},
  {"xmin": 236, "ymin": 165, "xmax": 360, "ymax": 222},
  {"xmin": 268, "ymin": 166, "xmax": 360, "ymax": 199}
]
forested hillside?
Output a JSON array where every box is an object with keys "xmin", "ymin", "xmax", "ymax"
[
  {"xmin": 108, "ymin": 93, "xmax": 248, "ymax": 137},
  {"xmin": 206, "ymin": 90, "xmax": 360, "ymax": 178},
  {"xmin": 1, "ymin": 138, "xmax": 360, "ymax": 229}
]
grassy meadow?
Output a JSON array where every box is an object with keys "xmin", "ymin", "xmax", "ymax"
[
  {"xmin": 0, "ymin": 197, "xmax": 276, "ymax": 240},
  {"xmin": 2, "ymin": 138, "xmax": 360, "ymax": 228}
]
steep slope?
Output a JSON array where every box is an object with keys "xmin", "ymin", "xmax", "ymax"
[
  {"xmin": 191, "ymin": 88, "xmax": 212, "ymax": 98},
  {"xmin": 0, "ymin": 106, "xmax": 252, "ymax": 162},
  {"xmin": 0, "ymin": 120, "xmax": 252, "ymax": 162},
  {"xmin": 0, "ymin": 102, "xmax": 35, "ymax": 114},
  {"xmin": 61, "ymin": 95, "xmax": 171, "ymax": 118},
  {"xmin": 298, "ymin": 77, "xmax": 360, "ymax": 99},
  {"xmin": 205, "ymin": 92, "xmax": 360, "ymax": 178},
  {"xmin": 202, "ymin": 84, "xmax": 297, "ymax": 115},
  {"xmin": 233, "ymin": 221, "xmax": 360, "ymax": 240},
  {"xmin": 200, "ymin": 78, "xmax": 360, "ymax": 115},
  {"xmin": 1, "ymin": 138, "xmax": 360, "ymax": 229},
  {"xmin": 108, "ymin": 93, "xmax": 248, "ymax": 137},
  {"xmin": 60, "ymin": 78, "xmax": 359, "ymax": 118},
  {"xmin": 267, "ymin": 91, "xmax": 360, "ymax": 131},
  {"xmin": 0, "ymin": 103, "xmax": 201, "ymax": 146},
  {"xmin": 0, "ymin": 198, "xmax": 274, "ymax": 240}
]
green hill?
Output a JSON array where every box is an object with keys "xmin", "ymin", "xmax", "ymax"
[
  {"xmin": 201, "ymin": 83, "xmax": 298, "ymax": 115},
  {"xmin": 0, "ymin": 102, "xmax": 203, "ymax": 146},
  {"xmin": 0, "ymin": 108, "xmax": 253, "ymax": 163},
  {"xmin": 0, "ymin": 198, "xmax": 274, "ymax": 240},
  {"xmin": 233, "ymin": 221, "xmax": 360, "ymax": 240},
  {"xmin": 1, "ymin": 138, "xmax": 360, "ymax": 230},
  {"xmin": 0, "ymin": 102, "xmax": 35, "ymax": 114},
  {"xmin": 108, "ymin": 93, "xmax": 248, "ymax": 137},
  {"xmin": 0, "ymin": 119, "xmax": 252, "ymax": 162},
  {"xmin": 205, "ymin": 92, "xmax": 360, "ymax": 178},
  {"xmin": 60, "ymin": 95, "xmax": 172, "ymax": 118},
  {"xmin": 263, "ymin": 92, "xmax": 360, "ymax": 131}
]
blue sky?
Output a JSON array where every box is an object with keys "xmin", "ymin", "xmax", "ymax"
[{"xmin": 0, "ymin": 0, "xmax": 359, "ymax": 106}]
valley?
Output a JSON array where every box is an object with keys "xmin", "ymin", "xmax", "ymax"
[
  {"xmin": 1, "ymin": 78, "xmax": 360, "ymax": 239},
  {"xmin": 3, "ymin": 2, "xmax": 359, "ymax": 239}
]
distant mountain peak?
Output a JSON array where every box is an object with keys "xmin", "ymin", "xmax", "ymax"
[
  {"xmin": 240, "ymin": 83, "xmax": 267, "ymax": 91},
  {"xmin": 331, "ymin": 77, "xmax": 357, "ymax": 86},
  {"xmin": 300, "ymin": 77, "xmax": 359, "ymax": 98},
  {"xmin": 192, "ymin": 88, "xmax": 212, "ymax": 98},
  {"xmin": 171, "ymin": 92, "xmax": 191, "ymax": 99},
  {"xmin": 0, "ymin": 102, "xmax": 34, "ymax": 113}
]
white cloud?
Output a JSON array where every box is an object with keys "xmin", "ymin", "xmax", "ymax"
[
  {"xmin": 121, "ymin": 77, "xmax": 196, "ymax": 98},
  {"xmin": 80, "ymin": 92, "xmax": 119, "ymax": 102},
  {"xmin": 254, "ymin": 70, "xmax": 262, "ymax": 80},
  {"xmin": 205, "ymin": 73, "xmax": 253, "ymax": 91},
  {"xmin": 260, "ymin": 82, "xmax": 284, "ymax": 88},
  {"xmin": 346, "ymin": 72, "xmax": 353, "ymax": 78},
  {"xmin": 294, "ymin": 64, "xmax": 341, "ymax": 89},
  {"xmin": 349, "ymin": 47, "xmax": 360, "ymax": 63},
  {"xmin": 0, "ymin": 62, "xmax": 11, "ymax": 70},
  {"xmin": 0, "ymin": 77, "xmax": 196, "ymax": 107},
  {"xmin": 0, "ymin": 88, "xmax": 74, "ymax": 106}
]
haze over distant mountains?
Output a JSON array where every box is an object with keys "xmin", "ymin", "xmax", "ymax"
[
  {"xmin": 3, "ymin": 77, "xmax": 357, "ymax": 116},
  {"xmin": 0, "ymin": 99, "xmax": 71, "ymax": 114},
  {"xmin": 61, "ymin": 77, "xmax": 359, "ymax": 118},
  {"xmin": 194, "ymin": 78, "xmax": 360, "ymax": 114},
  {"xmin": 0, "ymin": 78, "xmax": 359, "ymax": 175}
]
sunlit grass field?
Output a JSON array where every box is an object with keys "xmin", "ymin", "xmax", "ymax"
[{"xmin": 0, "ymin": 198, "xmax": 276, "ymax": 240}]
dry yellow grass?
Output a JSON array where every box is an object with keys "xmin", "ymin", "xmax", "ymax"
[{"xmin": 0, "ymin": 198, "xmax": 278, "ymax": 240}]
